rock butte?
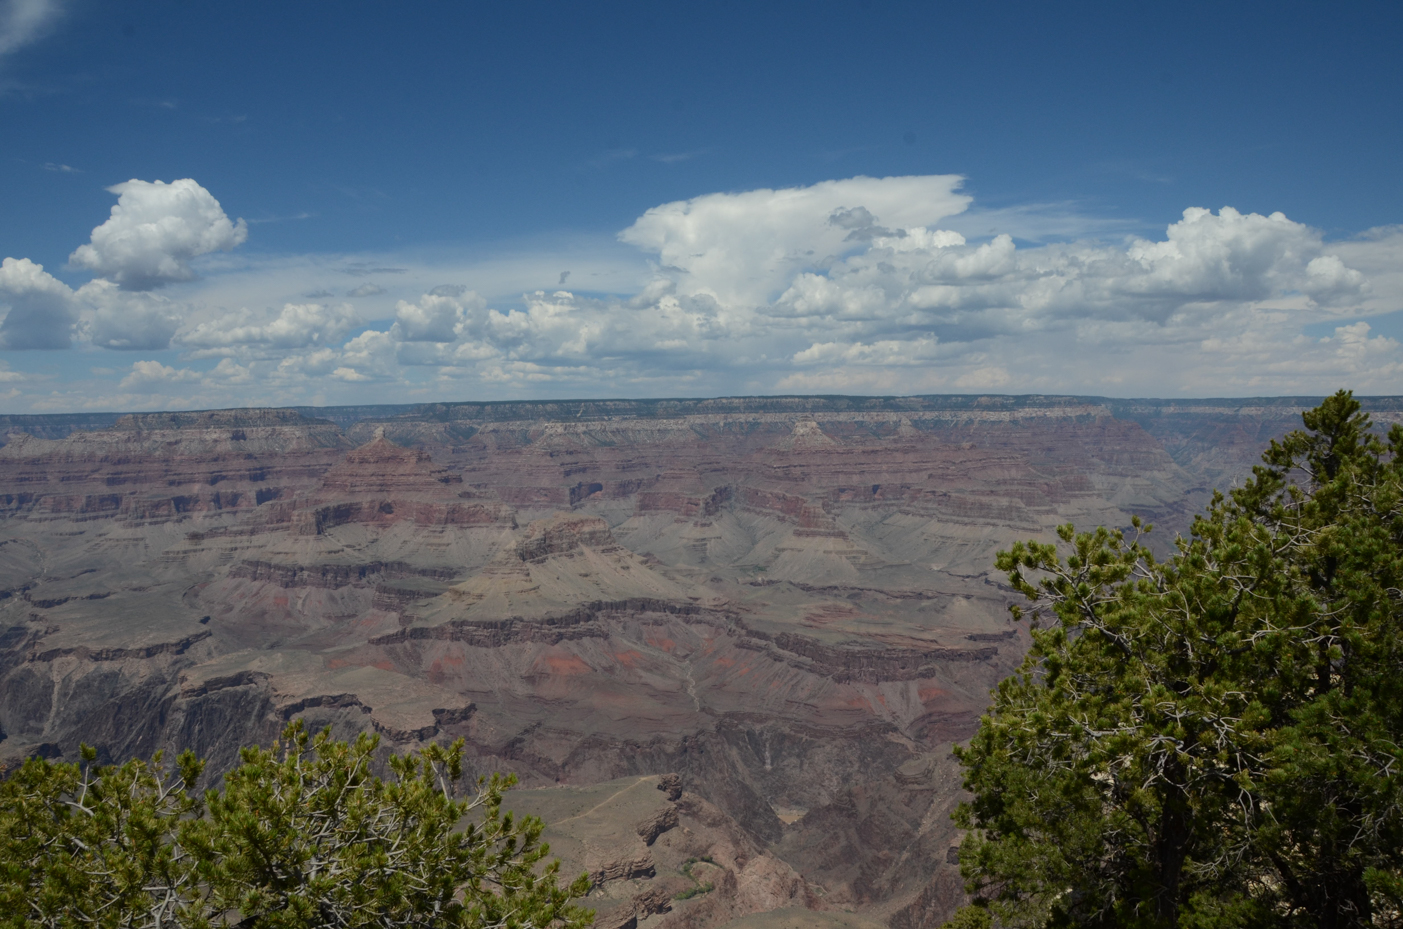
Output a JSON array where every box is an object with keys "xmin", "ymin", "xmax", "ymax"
[{"xmin": 1, "ymin": 394, "xmax": 1400, "ymax": 928}]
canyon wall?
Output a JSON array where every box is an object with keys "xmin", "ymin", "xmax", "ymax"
[{"xmin": 0, "ymin": 394, "xmax": 1398, "ymax": 928}]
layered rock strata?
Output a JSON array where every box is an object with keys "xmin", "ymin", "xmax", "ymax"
[{"xmin": 0, "ymin": 395, "xmax": 1399, "ymax": 927}]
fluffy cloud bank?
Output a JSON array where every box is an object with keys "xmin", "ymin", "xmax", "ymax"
[
  {"xmin": 1, "ymin": 174, "xmax": 1400, "ymax": 409},
  {"xmin": 774, "ymin": 206, "xmax": 1367, "ymax": 336},
  {"xmin": 290, "ymin": 182, "xmax": 1387, "ymax": 397},
  {"xmin": 179, "ymin": 301, "xmax": 360, "ymax": 352},
  {"xmin": 0, "ymin": 178, "xmax": 258, "ymax": 353}
]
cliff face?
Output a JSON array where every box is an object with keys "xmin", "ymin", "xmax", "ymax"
[{"xmin": 0, "ymin": 395, "xmax": 1397, "ymax": 928}]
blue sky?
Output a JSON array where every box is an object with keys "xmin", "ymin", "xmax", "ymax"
[{"xmin": 2, "ymin": 0, "xmax": 1401, "ymax": 411}]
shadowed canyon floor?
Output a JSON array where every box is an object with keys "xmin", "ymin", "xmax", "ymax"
[{"xmin": 1, "ymin": 395, "xmax": 1399, "ymax": 927}]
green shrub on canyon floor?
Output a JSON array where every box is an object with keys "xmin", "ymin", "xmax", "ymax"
[
  {"xmin": 947, "ymin": 390, "xmax": 1403, "ymax": 929},
  {"xmin": 0, "ymin": 721, "xmax": 592, "ymax": 929}
]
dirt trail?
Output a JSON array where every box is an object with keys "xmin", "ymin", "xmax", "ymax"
[{"xmin": 550, "ymin": 775, "xmax": 654, "ymax": 827}]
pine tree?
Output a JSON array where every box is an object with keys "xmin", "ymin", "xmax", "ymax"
[
  {"xmin": 947, "ymin": 391, "xmax": 1403, "ymax": 928},
  {"xmin": 0, "ymin": 721, "xmax": 593, "ymax": 929}
]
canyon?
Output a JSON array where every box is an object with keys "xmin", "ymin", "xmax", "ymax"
[{"xmin": 0, "ymin": 394, "xmax": 1398, "ymax": 929}]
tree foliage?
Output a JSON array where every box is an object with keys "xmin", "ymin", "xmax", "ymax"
[
  {"xmin": 947, "ymin": 391, "xmax": 1403, "ymax": 928},
  {"xmin": 0, "ymin": 721, "xmax": 593, "ymax": 929}
]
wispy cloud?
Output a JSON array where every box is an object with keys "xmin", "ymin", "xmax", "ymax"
[
  {"xmin": 651, "ymin": 149, "xmax": 709, "ymax": 164},
  {"xmin": 1094, "ymin": 159, "xmax": 1175, "ymax": 185},
  {"xmin": 0, "ymin": 0, "xmax": 63, "ymax": 60},
  {"xmin": 246, "ymin": 211, "xmax": 313, "ymax": 225},
  {"xmin": 341, "ymin": 262, "xmax": 407, "ymax": 277},
  {"xmin": 943, "ymin": 201, "xmax": 1143, "ymax": 244},
  {"xmin": 587, "ymin": 148, "xmax": 638, "ymax": 169},
  {"xmin": 128, "ymin": 97, "xmax": 180, "ymax": 110}
]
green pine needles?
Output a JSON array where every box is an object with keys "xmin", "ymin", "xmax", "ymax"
[
  {"xmin": 948, "ymin": 390, "xmax": 1403, "ymax": 929},
  {"xmin": 0, "ymin": 721, "xmax": 593, "ymax": 929}
]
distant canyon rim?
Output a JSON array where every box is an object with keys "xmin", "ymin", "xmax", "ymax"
[{"xmin": 1, "ymin": 393, "xmax": 1399, "ymax": 929}]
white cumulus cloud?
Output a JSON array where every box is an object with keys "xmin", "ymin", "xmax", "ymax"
[
  {"xmin": 390, "ymin": 287, "xmax": 485, "ymax": 342},
  {"xmin": 178, "ymin": 302, "xmax": 360, "ymax": 352},
  {"xmin": 0, "ymin": 257, "xmax": 81, "ymax": 349},
  {"xmin": 76, "ymin": 279, "xmax": 183, "ymax": 350},
  {"xmin": 619, "ymin": 174, "xmax": 971, "ymax": 306},
  {"xmin": 69, "ymin": 178, "xmax": 247, "ymax": 290},
  {"xmin": 770, "ymin": 205, "xmax": 1370, "ymax": 344},
  {"xmin": 118, "ymin": 360, "xmax": 200, "ymax": 390}
]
